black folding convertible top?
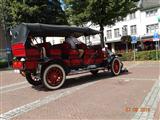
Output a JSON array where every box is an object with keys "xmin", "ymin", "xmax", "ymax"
[{"xmin": 10, "ymin": 23, "xmax": 101, "ymax": 43}]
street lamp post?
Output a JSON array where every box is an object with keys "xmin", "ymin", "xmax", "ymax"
[
  {"xmin": 157, "ymin": 16, "xmax": 160, "ymax": 60},
  {"xmin": 158, "ymin": 16, "xmax": 160, "ymax": 49}
]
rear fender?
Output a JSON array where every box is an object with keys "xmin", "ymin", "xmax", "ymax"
[{"xmin": 40, "ymin": 59, "xmax": 70, "ymax": 76}]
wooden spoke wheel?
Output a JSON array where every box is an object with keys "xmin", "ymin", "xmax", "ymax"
[
  {"xmin": 43, "ymin": 64, "xmax": 66, "ymax": 90},
  {"xmin": 111, "ymin": 58, "xmax": 121, "ymax": 76}
]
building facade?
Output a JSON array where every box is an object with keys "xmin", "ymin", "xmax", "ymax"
[{"xmin": 104, "ymin": 0, "xmax": 160, "ymax": 52}]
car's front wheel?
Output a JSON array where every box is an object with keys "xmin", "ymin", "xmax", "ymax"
[
  {"xmin": 42, "ymin": 64, "xmax": 66, "ymax": 90},
  {"xmin": 111, "ymin": 57, "xmax": 121, "ymax": 76}
]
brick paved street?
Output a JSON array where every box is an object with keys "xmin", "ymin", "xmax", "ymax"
[{"xmin": 0, "ymin": 61, "xmax": 159, "ymax": 120}]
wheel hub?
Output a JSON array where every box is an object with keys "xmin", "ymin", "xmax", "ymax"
[
  {"xmin": 114, "ymin": 60, "xmax": 120, "ymax": 73},
  {"xmin": 46, "ymin": 67, "xmax": 63, "ymax": 86}
]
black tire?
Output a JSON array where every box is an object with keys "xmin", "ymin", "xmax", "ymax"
[
  {"xmin": 26, "ymin": 72, "xmax": 42, "ymax": 86},
  {"xmin": 43, "ymin": 64, "xmax": 66, "ymax": 90},
  {"xmin": 111, "ymin": 57, "xmax": 121, "ymax": 76},
  {"xmin": 90, "ymin": 70, "xmax": 99, "ymax": 75}
]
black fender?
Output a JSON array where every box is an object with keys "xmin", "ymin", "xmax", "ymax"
[
  {"xmin": 107, "ymin": 55, "xmax": 123, "ymax": 70},
  {"xmin": 40, "ymin": 59, "xmax": 70, "ymax": 75}
]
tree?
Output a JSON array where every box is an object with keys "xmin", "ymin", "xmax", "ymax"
[
  {"xmin": 0, "ymin": 0, "xmax": 12, "ymax": 44},
  {"xmin": 64, "ymin": 0, "xmax": 139, "ymax": 47},
  {"xmin": 121, "ymin": 35, "xmax": 132, "ymax": 52},
  {"xmin": 64, "ymin": 0, "xmax": 89, "ymax": 26},
  {"xmin": 0, "ymin": 0, "xmax": 68, "ymax": 47},
  {"xmin": 22, "ymin": 0, "xmax": 68, "ymax": 25},
  {"xmin": 0, "ymin": 0, "xmax": 68, "ymax": 28}
]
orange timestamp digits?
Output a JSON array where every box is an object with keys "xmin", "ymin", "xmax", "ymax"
[{"xmin": 125, "ymin": 107, "xmax": 150, "ymax": 112}]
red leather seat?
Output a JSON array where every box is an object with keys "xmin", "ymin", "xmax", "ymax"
[
  {"xmin": 48, "ymin": 49, "xmax": 62, "ymax": 59},
  {"xmin": 62, "ymin": 42, "xmax": 71, "ymax": 49},
  {"xmin": 63, "ymin": 49, "xmax": 79, "ymax": 59},
  {"xmin": 62, "ymin": 42, "xmax": 82, "ymax": 66},
  {"xmin": 63, "ymin": 49, "xmax": 82, "ymax": 66},
  {"xmin": 94, "ymin": 49, "xmax": 105, "ymax": 64},
  {"xmin": 83, "ymin": 49, "xmax": 95, "ymax": 65}
]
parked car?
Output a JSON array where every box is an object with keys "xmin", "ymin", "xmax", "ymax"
[{"xmin": 10, "ymin": 23, "xmax": 125, "ymax": 90}]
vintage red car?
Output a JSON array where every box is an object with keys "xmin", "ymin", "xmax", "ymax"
[{"xmin": 10, "ymin": 23, "xmax": 125, "ymax": 90}]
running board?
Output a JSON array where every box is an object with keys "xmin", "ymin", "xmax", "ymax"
[{"xmin": 68, "ymin": 67, "xmax": 107, "ymax": 76}]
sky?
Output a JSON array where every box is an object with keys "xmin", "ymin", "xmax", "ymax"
[{"xmin": 60, "ymin": 0, "xmax": 65, "ymax": 10}]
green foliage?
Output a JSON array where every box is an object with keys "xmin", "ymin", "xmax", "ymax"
[
  {"xmin": 0, "ymin": 57, "xmax": 8, "ymax": 68},
  {"xmin": 64, "ymin": 0, "xmax": 138, "ymax": 26},
  {"xmin": 87, "ymin": 0, "xmax": 138, "ymax": 26},
  {"xmin": 64, "ymin": 0, "xmax": 139, "ymax": 46},
  {"xmin": 121, "ymin": 35, "xmax": 132, "ymax": 52},
  {"xmin": 64, "ymin": 0, "xmax": 89, "ymax": 25},
  {"xmin": 0, "ymin": 0, "xmax": 68, "ymax": 28},
  {"xmin": 121, "ymin": 35, "xmax": 132, "ymax": 43},
  {"xmin": 0, "ymin": 0, "xmax": 12, "ymax": 27},
  {"xmin": 120, "ymin": 50, "xmax": 160, "ymax": 61}
]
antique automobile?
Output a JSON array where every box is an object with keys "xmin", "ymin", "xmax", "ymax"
[{"xmin": 10, "ymin": 23, "xmax": 125, "ymax": 90}]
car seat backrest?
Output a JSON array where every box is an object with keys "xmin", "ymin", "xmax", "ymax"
[
  {"xmin": 48, "ymin": 48, "xmax": 62, "ymax": 59},
  {"xmin": 62, "ymin": 42, "xmax": 71, "ymax": 49},
  {"xmin": 84, "ymin": 49, "xmax": 95, "ymax": 57},
  {"xmin": 63, "ymin": 49, "xmax": 79, "ymax": 59},
  {"xmin": 52, "ymin": 44, "xmax": 62, "ymax": 49},
  {"xmin": 77, "ymin": 43, "xmax": 87, "ymax": 49},
  {"xmin": 37, "ymin": 42, "xmax": 51, "ymax": 49}
]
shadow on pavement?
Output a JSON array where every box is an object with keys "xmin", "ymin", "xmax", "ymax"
[
  {"xmin": 32, "ymin": 70, "xmax": 131, "ymax": 92},
  {"xmin": 63, "ymin": 71, "xmax": 131, "ymax": 89}
]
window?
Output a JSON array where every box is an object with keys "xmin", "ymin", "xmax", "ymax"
[
  {"xmin": 122, "ymin": 25, "xmax": 128, "ymax": 36},
  {"xmin": 130, "ymin": 25, "xmax": 137, "ymax": 35},
  {"xmin": 146, "ymin": 9, "xmax": 157, "ymax": 17},
  {"xmin": 32, "ymin": 37, "xmax": 43, "ymax": 45},
  {"xmin": 129, "ymin": 13, "xmax": 136, "ymax": 20},
  {"xmin": 107, "ymin": 30, "xmax": 112, "ymax": 39},
  {"xmin": 123, "ymin": 17, "xmax": 127, "ymax": 21},
  {"xmin": 146, "ymin": 24, "xmax": 159, "ymax": 34},
  {"xmin": 114, "ymin": 28, "xmax": 120, "ymax": 38},
  {"xmin": 108, "ymin": 25, "xmax": 112, "ymax": 28}
]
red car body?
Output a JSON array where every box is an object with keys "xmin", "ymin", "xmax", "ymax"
[{"xmin": 10, "ymin": 23, "xmax": 123, "ymax": 90}]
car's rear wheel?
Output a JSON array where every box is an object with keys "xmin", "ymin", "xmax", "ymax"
[
  {"xmin": 26, "ymin": 72, "xmax": 42, "ymax": 86},
  {"xmin": 111, "ymin": 57, "xmax": 121, "ymax": 76},
  {"xmin": 43, "ymin": 64, "xmax": 66, "ymax": 90},
  {"xmin": 90, "ymin": 70, "xmax": 99, "ymax": 75}
]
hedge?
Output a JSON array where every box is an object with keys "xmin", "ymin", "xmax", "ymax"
[
  {"xmin": 120, "ymin": 50, "xmax": 160, "ymax": 61},
  {"xmin": 0, "ymin": 59, "xmax": 8, "ymax": 68}
]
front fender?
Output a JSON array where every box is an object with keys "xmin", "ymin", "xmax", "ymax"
[{"xmin": 107, "ymin": 55, "xmax": 123, "ymax": 70}]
